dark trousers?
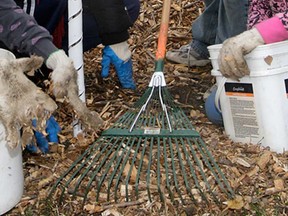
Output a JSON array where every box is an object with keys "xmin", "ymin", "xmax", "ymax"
[{"xmin": 15, "ymin": 0, "xmax": 140, "ymax": 52}]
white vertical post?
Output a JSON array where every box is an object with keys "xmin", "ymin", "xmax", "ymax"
[{"xmin": 68, "ymin": 0, "xmax": 86, "ymax": 137}]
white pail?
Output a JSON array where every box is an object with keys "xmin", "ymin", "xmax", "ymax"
[
  {"xmin": 208, "ymin": 41, "xmax": 288, "ymax": 153},
  {"xmin": 0, "ymin": 49, "xmax": 24, "ymax": 215}
]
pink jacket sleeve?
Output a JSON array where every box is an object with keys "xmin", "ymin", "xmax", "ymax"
[{"xmin": 255, "ymin": 15, "xmax": 288, "ymax": 44}]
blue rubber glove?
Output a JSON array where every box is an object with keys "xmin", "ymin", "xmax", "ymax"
[
  {"xmin": 26, "ymin": 116, "xmax": 61, "ymax": 154},
  {"xmin": 101, "ymin": 41, "xmax": 136, "ymax": 90}
]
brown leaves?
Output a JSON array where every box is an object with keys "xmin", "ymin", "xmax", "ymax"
[
  {"xmin": 122, "ymin": 160, "xmax": 137, "ymax": 183},
  {"xmin": 256, "ymin": 150, "xmax": 272, "ymax": 170},
  {"xmin": 224, "ymin": 195, "xmax": 245, "ymax": 210},
  {"xmin": 84, "ymin": 204, "xmax": 103, "ymax": 214}
]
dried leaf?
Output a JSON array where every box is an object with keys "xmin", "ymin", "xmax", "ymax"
[
  {"xmin": 256, "ymin": 151, "xmax": 271, "ymax": 169},
  {"xmin": 102, "ymin": 209, "xmax": 123, "ymax": 216},
  {"xmin": 224, "ymin": 195, "xmax": 244, "ymax": 210},
  {"xmin": 84, "ymin": 204, "xmax": 103, "ymax": 213},
  {"xmin": 274, "ymin": 178, "xmax": 284, "ymax": 190},
  {"xmin": 264, "ymin": 55, "xmax": 273, "ymax": 65},
  {"xmin": 235, "ymin": 157, "xmax": 251, "ymax": 168},
  {"xmin": 38, "ymin": 175, "xmax": 54, "ymax": 189},
  {"xmin": 123, "ymin": 160, "xmax": 137, "ymax": 183},
  {"xmin": 171, "ymin": 3, "xmax": 182, "ymax": 11},
  {"xmin": 120, "ymin": 184, "xmax": 132, "ymax": 197}
]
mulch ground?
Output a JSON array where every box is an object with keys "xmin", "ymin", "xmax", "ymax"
[{"xmin": 4, "ymin": 0, "xmax": 288, "ymax": 215}]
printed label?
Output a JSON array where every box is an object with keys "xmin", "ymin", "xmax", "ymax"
[
  {"xmin": 225, "ymin": 83, "xmax": 254, "ymax": 97},
  {"xmin": 225, "ymin": 82, "xmax": 259, "ymax": 139},
  {"xmin": 144, "ymin": 127, "xmax": 161, "ymax": 135}
]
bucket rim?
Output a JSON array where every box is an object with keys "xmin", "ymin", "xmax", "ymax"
[
  {"xmin": 208, "ymin": 40, "xmax": 288, "ymax": 52},
  {"xmin": 0, "ymin": 48, "xmax": 16, "ymax": 60}
]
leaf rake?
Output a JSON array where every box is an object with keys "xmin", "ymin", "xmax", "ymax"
[{"xmin": 48, "ymin": 0, "xmax": 235, "ymax": 212}]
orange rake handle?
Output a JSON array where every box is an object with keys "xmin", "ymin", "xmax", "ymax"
[{"xmin": 155, "ymin": 0, "xmax": 171, "ymax": 62}]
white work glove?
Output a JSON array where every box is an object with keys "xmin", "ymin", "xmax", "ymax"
[
  {"xmin": 218, "ymin": 28, "xmax": 265, "ymax": 80},
  {"xmin": 46, "ymin": 49, "xmax": 104, "ymax": 131},
  {"xmin": 46, "ymin": 50, "xmax": 77, "ymax": 99}
]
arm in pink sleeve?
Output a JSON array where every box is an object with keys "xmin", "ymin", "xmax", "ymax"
[{"xmin": 255, "ymin": 16, "xmax": 288, "ymax": 44}]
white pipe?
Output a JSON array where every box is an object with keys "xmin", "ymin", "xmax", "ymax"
[{"xmin": 68, "ymin": 0, "xmax": 85, "ymax": 136}]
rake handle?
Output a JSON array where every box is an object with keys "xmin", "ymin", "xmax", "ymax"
[{"xmin": 155, "ymin": 0, "xmax": 172, "ymax": 71}]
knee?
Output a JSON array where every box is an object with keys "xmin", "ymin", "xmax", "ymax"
[
  {"xmin": 124, "ymin": 0, "xmax": 140, "ymax": 23},
  {"xmin": 204, "ymin": 87, "xmax": 223, "ymax": 125}
]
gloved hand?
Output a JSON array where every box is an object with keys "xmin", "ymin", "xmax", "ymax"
[
  {"xmin": 26, "ymin": 116, "xmax": 61, "ymax": 154},
  {"xmin": 218, "ymin": 28, "xmax": 264, "ymax": 80},
  {"xmin": 46, "ymin": 49, "xmax": 104, "ymax": 132},
  {"xmin": 46, "ymin": 49, "xmax": 78, "ymax": 99},
  {"xmin": 101, "ymin": 41, "xmax": 136, "ymax": 90}
]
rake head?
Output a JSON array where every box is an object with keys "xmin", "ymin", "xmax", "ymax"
[{"xmin": 48, "ymin": 83, "xmax": 234, "ymax": 211}]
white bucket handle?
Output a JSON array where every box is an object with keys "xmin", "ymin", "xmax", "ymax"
[{"xmin": 214, "ymin": 76, "xmax": 227, "ymax": 113}]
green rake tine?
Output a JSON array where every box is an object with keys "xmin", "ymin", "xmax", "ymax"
[
  {"xmin": 146, "ymin": 136, "xmax": 154, "ymax": 202},
  {"xmin": 133, "ymin": 87, "xmax": 153, "ymax": 107},
  {"xmin": 132, "ymin": 90, "xmax": 153, "ymax": 130},
  {"xmin": 121, "ymin": 108, "xmax": 143, "ymax": 128},
  {"xmin": 112, "ymin": 137, "xmax": 137, "ymax": 202},
  {"xmin": 167, "ymin": 137, "xmax": 186, "ymax": 204},
  {"xmin": 173, "ymin": 137, "xmax": 201, "ymax": 204},
  {"xmin": 156, "ymin": 137, "xmax": 165, "ymax": 203},
  {"xmin": 70, "ymin": 137, "xmax": 116, "ymax": 201},
  {"xmin": 129, "ymin": 85, "xmax": 156, "ymax": 132},
  {"xmin": 80, "ymin": 137, "xmax": 122, "ymax": 205},
  {"xmin": 134, "ymin": 137, "xmax": 149, "ymax": 199},
  {"xmin": 114, "ymin": 112, "xmax": 134, "ymax": 128},
  {"xmin": 92, "ymin": 137, "xmax": 127, "ymax": 202},
  {"xmin": 157, "ymin": 82, "xmax": 172, "ymax": 132},
  {"xmin": 163, "ymin": 137, "xmax": 176, "ymax": 203},
  {"xmin": 48, "ymin": 136, "xmax": 108, "ymax": 202},
  {"xmin": 124, "ymin": 137, "xmax": 143, "ymax": 201},
  {"xmin": 171, "ymin": 109, "xmax": 234, "ymax": 195},
  {"xmin": 193, "ymin": 138, "xmax": 235, "ymax": 198},
  {"xmin": 144, "ymin": 112, "xmax": 159, "ymax": 202},
  {"xmin": 171, "ymin": 107, "xmax": 194, "ymax": 130},
  {"xmin": 185, "ymin": 137, "xmax": 219, "ymax": 203},
  {"xmin": 179, "ymin": 137, "xmax": 208, "ymax": 203},
  {"xmin": 159, "ymin": 87, "xmax": 172, "ymax": 131},
  {"xmin": 61, "ymin": 137, "xmax": 116, "ymax": 206},
  {"xmin": 120, "ymin": 111, "xmax": 139, "ymax": 129},
  {"xmin": 179, "ymin": 111, "xmax": 196, "ymax": 129}
]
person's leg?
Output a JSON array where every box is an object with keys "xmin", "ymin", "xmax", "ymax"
[
  {"xmin": 204, "ymin": 87, "xmax": 223, "ymax": 125},
  {"xmin": 80, "ymin": 0, "xmax": 140, "ymax": 52},
  {"xmin": 33, "ymin": 0, "xmax": 68, "ymax": 35},
  {"xmin": 204, "ymin": 0, "xmax": 248, "ymax": 125},
  {"xmin": 124, "ymin": 0, "xmax": 140, "ymax": 23},
  {"xmin": 216, "ymin": 0, "xmax": 249, "ymax": 43},
  {"xmin": 190, "ymin": 0, "xmax": 219, "ymax": 58},
  {"xmin": 166, "ymin": 0, "xmax": 219, "ymax": 66}
]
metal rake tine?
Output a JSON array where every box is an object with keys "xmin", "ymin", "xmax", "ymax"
[
  {"xmin": 129, "ymin": 85, "xmax": 156, "ymax": 132},
  {"xmin": 158, "ymin": 84, "xmax": 172, "ymax": 132}
]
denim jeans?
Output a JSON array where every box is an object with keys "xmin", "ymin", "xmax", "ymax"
[
  {"xmin": 193, "ymin": 0, "xmax": 249, "ymax": 125},
  {"xmin": 191, "ymin": 0, "xmax": 249, "ymax": 58}
]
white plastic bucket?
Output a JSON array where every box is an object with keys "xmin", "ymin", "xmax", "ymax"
[
  {"xmin": 208, "ymin": 41, "xmax": 288, "ymax": 153},
  {"xmin": 0, "ymin": 49, "xmax": 24, "ymax": 215}
]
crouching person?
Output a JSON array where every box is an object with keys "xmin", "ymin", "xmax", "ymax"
[
  {"xmin": 0, "ymin": 0, "xmax": 103, "ymax": 153},
  {"xmin": 205, "ymin": 1, "xmax": 288, "ymax": 125},
  {"xmin": 15, "ymin": 0, "xmax": 140, "ymax": 90}
]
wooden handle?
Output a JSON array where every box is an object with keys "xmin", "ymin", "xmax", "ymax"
[{"xmin": 155, "ymin": 0, "xmax": 171, "ymax": 61}]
